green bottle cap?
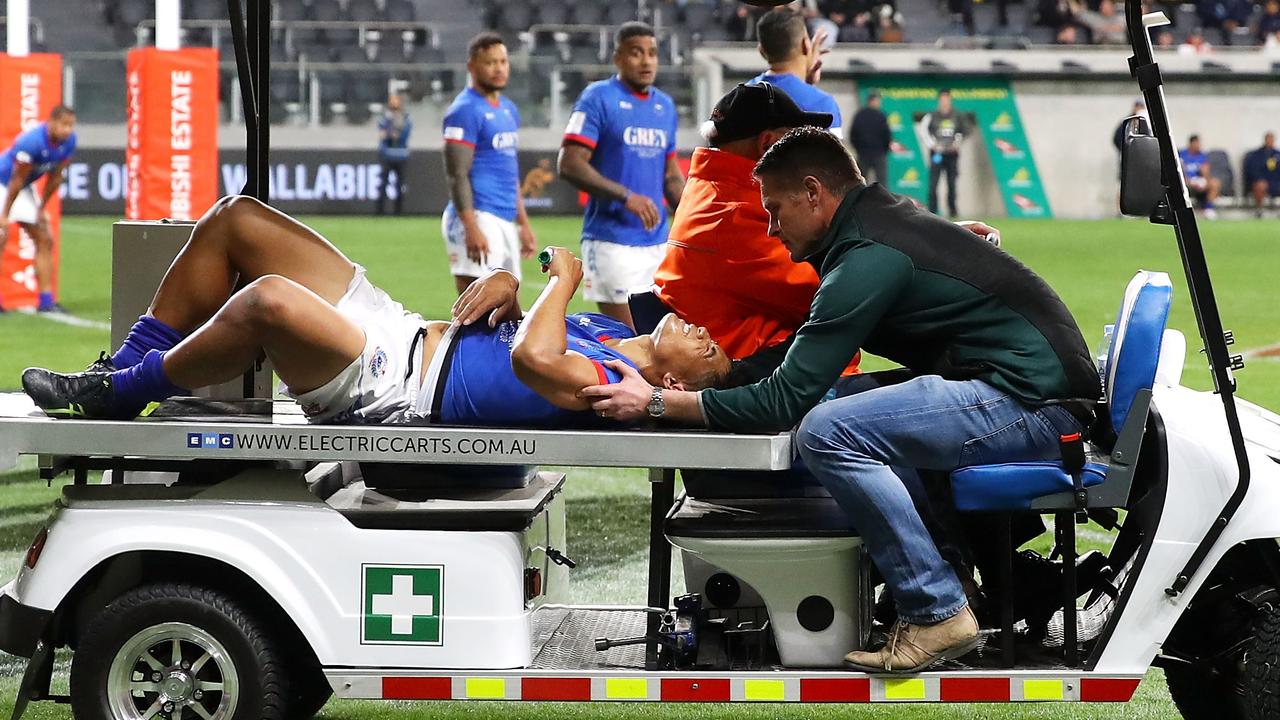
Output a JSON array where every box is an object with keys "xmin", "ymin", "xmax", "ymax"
[{"xmin": 538, "ymin": 248, "xmax": 554, "ymax": 266}]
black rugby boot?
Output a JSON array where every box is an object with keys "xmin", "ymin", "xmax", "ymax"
[{"xmin": 21, "ymin": 368, "xmax": 142, "ymax": 420}]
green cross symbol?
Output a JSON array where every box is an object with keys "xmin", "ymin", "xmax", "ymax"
[{"xmin": 362, "ymin": 565, "xmax": 443, "ymax": 645}]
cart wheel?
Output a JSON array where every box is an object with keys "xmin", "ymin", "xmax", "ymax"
[
  {"xmin": 1165, "ymin": 661, "xmax": 1247, "ymax": 720},
  {"xmin": 1242, "ymin": 603, "xmax": 1280, "ymax": 719},
  {"xmin": 70, "ymin": 583, "xmax": 289, "ymax": 720}
]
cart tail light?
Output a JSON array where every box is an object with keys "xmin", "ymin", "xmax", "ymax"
[
  {"xmin": 25, "ymin": 527, "xmax": 48, "ymax": 569},
  {"xmin": 525, "ymin": 568, "xmax": 543, "ymax": 601}
]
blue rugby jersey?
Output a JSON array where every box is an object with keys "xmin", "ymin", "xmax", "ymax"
[
  {"xmin": 442, "ymin": 88, "xmax": 521, "ymax": 222},
  {"xmin": 0, "ymin": 123, "xmax": 77, "ymax": 188},
  {"xmin": 747, "ymin": 72, "xmax": 843, "ymax": 136},
  {"xmin": 1179, "ymin": 148, "xmax": 1209, "ymax": 180},
  {"xmin": 562, "ymin": 76, "xmax": 678, "ymax": 246},
  {"xmin": 439, "ymin": 313, "xmax": 640, "ymax": 428}
]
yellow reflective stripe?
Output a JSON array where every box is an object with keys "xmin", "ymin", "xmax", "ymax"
[
  {"xmin": 743, "ymin": 679, "xmax": 785, "ymax": 701},
  {"xmin": 1022, "ymin": 679, "xmax": 1064, "ymax": 700},
  {"xmin": 465, "ymin": 678, "xmax": 506, "ymax": 699},
  {"xmin": 605, "ymin": 678, "xmax": 649, "ymax": 699},
  {"xmin": 883, "ymin": 678, "xmax": 927, "ymax": 700}
]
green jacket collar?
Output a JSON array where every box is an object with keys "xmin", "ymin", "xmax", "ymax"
[{"xmin": 801, "ymin": 183, "xmax": 869, "ymax": 270}]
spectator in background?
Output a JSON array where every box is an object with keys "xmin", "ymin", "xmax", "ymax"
[
  {"xmin": 822, "ymin": 0, "xmax": 877, "ymax": 41},
  {"xmin": 878, "ymin": 5, "xmax": 907, "ymax": 41},
  {"xmin": 1154, "ymin": 28, "xmax": 1177, "ymax": 48},
  {"xmin": 1179, "ymin": 134, "xmax": 1221, "ymax": 219},
  {"xmin": 920, "ymin": 89, "xmax": 970, "ymax": 217},
  {"xmin": 1179, "ymin": 26, "xmax": 1214, "ymax": 53},
  {"xmin": 1258, "ymin": 0, "xmax": 1280, "ymax": 44},
  {"xmin": 749, "ymin": 8, "xmax": 844, "ymax": 135},
  {"xmin": 1072, "ymin": 0, "xmax": 1127, "ymax": 43},
  {"xmin": 376, "ymin": 93, "xmax": 412, "ymax": 216},
  {"xmin": 850, "ymin": 90, "xmax": 891, "ymax": 184},
  {"xmin": 1243, "ymin": 131, "xmax": 1280, "ymax": 217},
  {"xmin": 1196, "ymin": 0, "xmax": 1255, "ymax": 44}
]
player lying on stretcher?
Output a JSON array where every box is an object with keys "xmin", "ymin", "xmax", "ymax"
[{"xmin": 21, "ymin": 196, "xmax": 731, "ymax": 426}]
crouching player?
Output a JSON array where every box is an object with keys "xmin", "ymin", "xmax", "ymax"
[{"xmin": 21, "ymin": 196, "xmax": 729, "ymax": 426}]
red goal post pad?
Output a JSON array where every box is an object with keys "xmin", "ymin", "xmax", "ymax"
[
  {"xmin": 125, "ymin": 47, "xmax": 219, "ymax": 222},
  {"xmin": 0, "ymin": 53, "xmax": 62, "ymax": 309}
]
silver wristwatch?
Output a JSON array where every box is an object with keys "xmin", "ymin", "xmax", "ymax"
[{"xmin": 646, "ymin": 387, "xmax": 665, "ymax": 418}]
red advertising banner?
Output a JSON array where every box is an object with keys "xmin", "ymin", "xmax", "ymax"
[
  {"xmin": 125, "ymin": 47, "xmax": 219, "ymax": 221},
  {"xmin": 0, "ymin": 53, "xmax": 61, "ymax": 310}
]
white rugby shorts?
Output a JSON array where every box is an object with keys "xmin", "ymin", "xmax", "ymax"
[
  {"xmin": 442, "ymin": 207, "xmax": 522, "ymax": 281},
  {"xmin": 0, "ymin": 185, "xmax": 40, "ymax": 225},
  {"xmin": 282, "ymin": 266, "xmax": 431, "ymax": 424},
  {"xmin": 580, "ymin": 239, "xmax": 666, "ymax": 305}
]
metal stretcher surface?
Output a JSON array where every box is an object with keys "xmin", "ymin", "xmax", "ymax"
[{"xmin": 0, "ymin": 393, "xmax": 792, "ymax": 473}]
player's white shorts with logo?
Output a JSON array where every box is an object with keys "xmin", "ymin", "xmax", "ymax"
[
  {"xmin": 0, "ymin": 185, "xmax": 40, "ymax": 225},
  {"xmin": 442, "ymin": 207, "xmax": 522, "ymax": 282},
  {"xmin": 580, "ymin": 239, "xmax": 666, "ymax": 304},
  {"xmin": 283, "ymin": 265, "xmax": 430, "ymax": 424}
]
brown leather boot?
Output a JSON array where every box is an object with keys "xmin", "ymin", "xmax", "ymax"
[{"xmin": 844, "ymin": 604, "xmax": 980, "ymax": 673}]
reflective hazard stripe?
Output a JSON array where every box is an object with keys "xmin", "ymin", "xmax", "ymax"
[{"xmin": 361, "ymin": 673, "xmax": 1140, "ymax": 703}]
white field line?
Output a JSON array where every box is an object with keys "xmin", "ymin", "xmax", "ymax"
[{"xmin": 19, "ymin": 308, "xmax": 111, "ymax": 331}]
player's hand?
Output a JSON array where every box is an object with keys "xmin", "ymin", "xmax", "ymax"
[
  {"xmin": 955, "ymin": 220, "xmax": 1001, "ymax": 246},
  {"xmin": 624, "ymin": 192, "xmax": 660, "ymax": 231},
  {"xmin": 578, "ymin": 360, "xmax": 653, "ymax": 422},
  {"xmin": 463, "ymin": 221, "xmax": 489, "ymax": 265},
  {"xmin": 518, "ymin": 221, "xmax": 537, "ymax": 259},
  {"xmin": 452, "ymin": 269, "xmax": 520, "ymax": 327},
  {"xmin": 805, "ymin": 27, "xmax": 831, "ymax": 85},
  {"xmin": 543, "ymin": 246, "xmax": 584, "ymax": 287}
]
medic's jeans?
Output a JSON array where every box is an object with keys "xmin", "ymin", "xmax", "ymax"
[{"xmin": 796, "ymin": 374, "xmax": 1082, "ymax": 625}]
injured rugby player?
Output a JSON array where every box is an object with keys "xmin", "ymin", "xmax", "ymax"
[{"xmin": 21, "ymin": 196, "xmax": 731, "ymax": 426}]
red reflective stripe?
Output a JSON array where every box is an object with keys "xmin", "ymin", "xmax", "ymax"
[
  {"xmin": 591, "ymin": 361, "xmax": 609, "ymax": 385},
  {"xmin": 940, "ymin": 677, "xmax": 1010, "ymax": 702},
  {"xmin": 597, "ymin": 334, "xmax": 612, "ymax": 341},
  {"xmin": 444, "ymin": 138, "xmax": 476, "ymax": 148},
  {"xmin": 660, "ymin": 678, "xmax": 729, "ymax": 702},
  {"xmin": 1080, "ymin": 677, "xmax": 1141, "ymax": 702},
  {"xmin": 382, "ymin": 677, "xmax": 452, "ymax": 700},
  {"xmin": 563, "ymin": 133, "xmax": 597, "ymax": 150},
  {"xmin": 1060, "ymin": 432, "xmax": 1081, "ymax": 442},
  {"xmin": 799, "ymin": 677, "xmax": 871, "ymax": 702},
  {"xmin": 522, "ymin": 677, "xmax": 591, "ymax": 701}
]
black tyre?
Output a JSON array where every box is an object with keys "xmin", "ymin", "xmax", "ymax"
[
  {"xmin": 1165, "ymin": 661, "xmax": 1247, "ymax": 720},
  {"xmin": 70, "ymin": 583, "xmax": 289, "ymax": 720},
  {"xmin": 1242, "ymin": 604, "xmax": 1280, "ymax": 719}
]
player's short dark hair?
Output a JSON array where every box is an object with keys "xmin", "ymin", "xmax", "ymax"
[
  {"xmin": 49, "ymin": 105, "xmax": 74, "ymax": 120},
  {"xmin": 753, "ymin": 126, "xmax": 864, "ymax": 194},
  {"xmin": 615, "ymin": 21, "xmax": 655, "ymax": 48},
  {"xmin": 756, "ymin": 8, "xmax": 806, "ymax": 63},
  {"xmin": 938, "ymin": 88, "xmax": 952, "ymax": 97},
  {"xmin": 467, "ymin": 32, "xmax": 504, "ymax": 59},
  {"xmin": 1188, "ymin": 133, "xmax": 1200, "ymax": 143}
]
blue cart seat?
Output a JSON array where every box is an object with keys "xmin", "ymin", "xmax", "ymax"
[
  {"xmin": 950, "ymin": 270, "xmax": 1172, "ymax": 512},
  {"xmin": 952, "ymin": 461, "xmax": 1108, "ymax": 512}
]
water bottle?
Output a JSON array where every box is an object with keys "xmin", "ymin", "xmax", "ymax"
[{"xmin": 1096, "ymin": 324, "xmax": 1115, "ymax": 388}]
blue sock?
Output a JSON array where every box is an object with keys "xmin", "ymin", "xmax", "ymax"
[
  {"xmin": 111, "ymin": 350, "xmax": 188, "ymax": 408},
  {"xmin": 111, "ymin": 316, "xmax": 185, "ymax": 369},
  {"xmin": 38, "ymin": 292, "xmax": 54, "ymax": 310}
]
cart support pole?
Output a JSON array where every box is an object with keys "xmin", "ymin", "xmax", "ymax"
[{"xmin": 646, "ymin": 468, "xmax": 675, "ymax": 670}]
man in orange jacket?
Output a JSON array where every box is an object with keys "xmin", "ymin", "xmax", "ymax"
[{"xmin": 652, "ymin": 82, "xmax": 831, "ymax": 362}]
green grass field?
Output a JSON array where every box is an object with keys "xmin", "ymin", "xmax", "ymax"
[{"xmin": 0, "ymin": 214, "xmax": 1278, "ymax": 719}]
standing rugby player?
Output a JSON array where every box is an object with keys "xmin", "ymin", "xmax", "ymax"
[
  {"xmin": 558, "ymin": 21, "xmax": 684, "ymax": 327},
  {"xmin": 0, "ymin": 105, "xmax": 77, "ymax": 313},
  {"xmin": 441, "ymin": 32, "xmax": 537, "ymax": 294}
]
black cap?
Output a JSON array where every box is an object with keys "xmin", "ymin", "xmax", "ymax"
[{"xmin": 707, "ymin": 82, "xmax": 833, "ymax": 145}]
